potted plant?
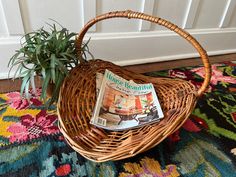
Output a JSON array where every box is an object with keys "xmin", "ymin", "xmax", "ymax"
[{"xmin": 8, "ymin": 23, "xmax": 91, "ymax": 105}]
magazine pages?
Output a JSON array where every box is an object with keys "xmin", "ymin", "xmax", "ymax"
[{"xmin": 91, "ymin": 69, "xmax": 164, "ymax": 131}]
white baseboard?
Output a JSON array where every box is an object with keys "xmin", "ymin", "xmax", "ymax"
[
  {"xmin": 86, "ymin": 28, "xmax": 236, "ymax": 66},
  {"xmin": 1, "ymin": 28, "xmax": 236, "ymax": 79},
  {"xmin": 115, "ymin": 49, "xmax": 236, "ymax": 66}
]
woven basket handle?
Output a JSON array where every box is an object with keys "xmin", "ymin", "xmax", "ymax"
[{"xmin": 76, "ymin": 10, "xmax": 211, "ymax": 97}]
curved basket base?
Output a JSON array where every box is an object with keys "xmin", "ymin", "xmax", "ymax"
[{"xmin": 58, "ymin": 59, "xmax": 198, "ymax": 162}]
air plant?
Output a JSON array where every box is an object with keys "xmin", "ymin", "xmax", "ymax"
[{"xmin": 8, "ymin": 22, "xmax": 92, "ymax": 105}]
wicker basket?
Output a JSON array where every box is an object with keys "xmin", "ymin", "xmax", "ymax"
[{"xmin": 57, "ymin": 10, "xmax": 211, "ymax": 162}]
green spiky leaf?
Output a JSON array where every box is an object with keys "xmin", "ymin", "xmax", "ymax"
[{"xmin": 8, "ymin": 21, "xmax": 93, "ymax": 105}]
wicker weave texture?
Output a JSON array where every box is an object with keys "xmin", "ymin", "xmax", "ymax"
[{"xmin": 57, "ymin": 10, "xmax": 211, "ymax": 162}]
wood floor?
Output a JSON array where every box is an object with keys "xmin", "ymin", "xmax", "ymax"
[{"xmin": 1, "ymin": 53, "xmax": 236, "ymax": 93}]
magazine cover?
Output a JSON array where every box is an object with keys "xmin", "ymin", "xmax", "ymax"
[{"xmin": 91, "ymin": 69, "xmax": 164, "ymax": 131}]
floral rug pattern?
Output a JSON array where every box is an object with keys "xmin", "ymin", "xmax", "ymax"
[
  {"xmin": 0, "ymin": 90, "xmax": 59, "ymax": 146},
  {"xmin": 0, "ymin": 61, "xmax": 236, "ymax": 177}
]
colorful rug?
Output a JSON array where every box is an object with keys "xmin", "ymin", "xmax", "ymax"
[
  {"xmin": 0, "ymin": 61, "xmax": 236, "ymax": 177},
  {"xmin": 0, "ymin": 89, "xmax": 59, "ymax": 146}
]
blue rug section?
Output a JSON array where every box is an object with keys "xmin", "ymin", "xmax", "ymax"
[{"xmin": 0, "ymin": 130, "xmax": 235, "ymax": 177}]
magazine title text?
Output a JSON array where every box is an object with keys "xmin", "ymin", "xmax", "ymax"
[{"xmin": 106, "ymin": 72, "xmax": 152, "ymax": 91}]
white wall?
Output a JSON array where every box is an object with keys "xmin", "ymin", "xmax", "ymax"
[{"xmin": 0, "ymin": 0, "xmax": 236, "ymax": 79}]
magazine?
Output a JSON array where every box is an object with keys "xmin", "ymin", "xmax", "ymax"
[{"xmin": 91, "ymin": 69, "xmax": 164, "ymax": 131}]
